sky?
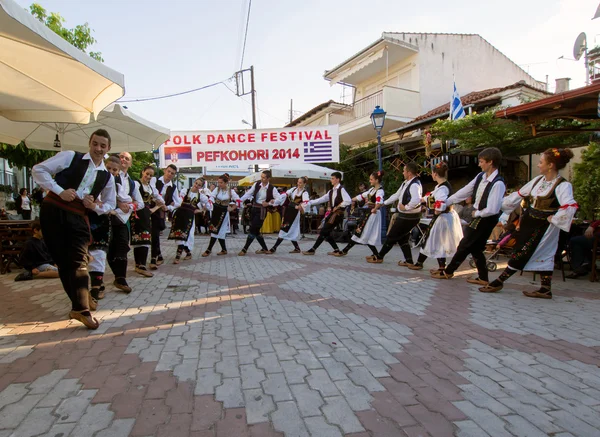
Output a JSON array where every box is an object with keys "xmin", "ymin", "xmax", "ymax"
[{"xmin": 14, "ymin": 0, "xmax": 600, "ymax": 132}]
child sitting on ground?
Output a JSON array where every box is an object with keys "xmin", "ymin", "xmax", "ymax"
[{"xmin": 16, "ymin": 220, "xmax": 59, "ymax": 280}]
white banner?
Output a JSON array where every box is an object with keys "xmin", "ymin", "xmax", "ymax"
[{"xmin": 160, "ymin": 125, "xmax": 339, "ymax": 167}]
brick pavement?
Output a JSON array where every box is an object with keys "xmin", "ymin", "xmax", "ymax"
[{"xmin": 0, "ymin": 233, "xmax": 599, "ymax": 436}]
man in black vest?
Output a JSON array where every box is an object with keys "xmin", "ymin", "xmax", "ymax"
[
  {"xmin": 32, "ymin": 129, "xmax": 116, "ymax": 329},
  {"xmin": 238, "ymin": 170, "xmax": 281, "ymax": 255},
  {"xmin": 150, "ymin": 164, "xmax": 181, "ymax": 268},
  {"xmin": 369, "ymin": 163, "xmax": 422, "ymax": 264},
  {"xmin": 302, "ymin": 172, "xmax": 352, "ymax": 255},
  {"xmin": 432, "ymin": 147, "xmax": 506, "ymax": 285}
]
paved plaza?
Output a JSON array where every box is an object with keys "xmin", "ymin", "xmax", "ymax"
[{"xmin": 0, "ymin": 233, "xmax": 599, "ymax": 437}]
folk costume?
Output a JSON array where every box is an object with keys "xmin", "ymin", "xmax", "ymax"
[
  {"xmin": 131, "ymin": 180, "xmax": 162, "ymax": 276},
  {"xmin": 32, "ymin": 151, "xmax": 116, "ymax": 329},
  {"xmin": 433, "ymin": 170, "xmax": 506, "ymax": 283},
  {"xmin": 303, "ymin": 184, "xmax": 352, "ymax": 255},
  {"xmin": 168, "ymin": 189, "xmax": 209, "ymax": 262},
  {"xmin": 238, "ymin": 181, "xmax": 281, "ymax": 255},
  {"xmin": 203, "ymin": 187, "xmax": 240, "ymax": 256},
  {"xmin": 410, "ymin": 182, "xmax": 463, "ymax": 271},
  {"xmin": 339, "ymin": 187, "xmax": 384, "ymax": 258},
  {"xmin": 481, "ymin": 175, "xmax": 577, "ymax": 298},
  {"xmin": 269, "ymin": 187, "xmax": 310, "ymax": 254},
  {"xmin": 150, "ymin": 176, "xmax": 181, "ymax": 268},
  {"xmin": 371, "ymin": 176, "xmax": 422, "ymax": 264}
]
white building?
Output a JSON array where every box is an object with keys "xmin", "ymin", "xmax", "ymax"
[{"xmin": 288, "ymin": 32, "xmax": 546, "ymax": 147}]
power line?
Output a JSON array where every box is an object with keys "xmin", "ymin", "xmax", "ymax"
[
  {"xmin": 239, "ymin": 0, "xmax": 252, "ymax": 70},
  {"xmin": 118, "ymin": 79, "xmax": 229, "ymax": 103}
]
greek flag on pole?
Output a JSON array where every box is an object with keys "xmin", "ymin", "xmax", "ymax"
[{"xmin": 450, "ymin": 82, "xmax": 466, "ymax": 120}]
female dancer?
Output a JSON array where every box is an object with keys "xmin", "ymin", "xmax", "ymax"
[
  {"xmin": 408, "ymin": 162, "xmax": 463, "ymax": 272},
  {"xmin": 131, "ymin": 165, "xmax": 164, "ymax": 276},
  {"xmin": 336, "ymin": 171, "xmax": 384, "ymax": 258},
  {"xmin": 480, "ymin": 148, "xmax": 577, "ymax": 298},
  {"xmin": 268, "ymin": 176, "xmax": 310, "ymax": 254},
  {"xmin": 168, "ymin": 177, "xmax": 209, "ymax": 263},
  {"xmin": 202, "ymin": 173, "xmax": 240, "ymax": 257}
]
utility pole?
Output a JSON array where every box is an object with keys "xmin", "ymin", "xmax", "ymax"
[
  {"xmin": 250, "ymin": 65, "xmax": 257, "ymax": 129},
  {"xmin": 289, "ymin": 99, "xmax": 293, "ymax": 124},
  {"xmin": 235, "ymin": 65, "xmax": 259, "ymax": 171}
]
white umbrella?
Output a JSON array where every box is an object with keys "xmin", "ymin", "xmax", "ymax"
[
  {"xmin": 1, "ymin": 104, "xmax": 170, "ymax": 152},
  {"xmin": 238, "ymin": 163, "xmax": 342, "ymax": 186},
  {"xmin": 0, "ymin": 0, "xmax": 125, "ymax": 124}
]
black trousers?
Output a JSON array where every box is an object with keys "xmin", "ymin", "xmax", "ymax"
[
  {"xmin": 40, "ymin": 202, "xmax": 90, "ymax": 312},
  {"xmin": 243, "ymin": 207, "xmax": 268, "ymax": 251},
  {"xmin": 108, "ymin": 217, "xmax": 130, "ymax": 278},
  {"xmin": 21, "ymin": 210, "xmax": 32, "ymax": 220},
  {"xmin": 151, "ymin": 215, "xmax": 163, "ymax": 259},
  {"xmin": 378, "ymin": 213, "xmax": 420, "ymax": 260},
  {"xmin": 446, "ymin": 215, "xmax": 499, "ymax": 281}
]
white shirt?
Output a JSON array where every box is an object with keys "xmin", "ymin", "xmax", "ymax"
[
  {"xmin": 21, "ymin": 196, "xmax": 31, "ymax": 211},
  {"xmin": 150, "ymin": 176, "xmax": 182, "ymax": 212},
  {"xmin": 119, "ymin": 171, "xmax": 144, "ymax": 210},
  {"xmin": 32, "ymin": 150, "xmax": 116, "ymax": 212},
  {"xmin": 240, "ymin": 183, "xmax": 280, "ymax": 205},
  {"xmin": 384, "ymin": 177, "xmax": 422, "ymax": 214},
  {"xmin": 447, "ymin": 170, "xmax": 506, "ymax": 218},
  {"xmin": 276, "ymin": 187, "xmax": 310, "ymax": 207},
  {"xmin": 309, "ymin": 184, "xmax": 352, "ymax": 208},
  {"xmin": 354, "ymin": 187, "xmax": 384, "ymax": 205},
  {"xmin": 211, "ymin": 187, "xmax": 241, "ymax": 206}
]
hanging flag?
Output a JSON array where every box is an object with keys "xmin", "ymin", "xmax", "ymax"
[{"xmin": 450, "ymin": 82, "xmax": 466, "ymax": 120}]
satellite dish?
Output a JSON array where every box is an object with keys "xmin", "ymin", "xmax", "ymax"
[
  {"xmin": 593, "ymin": 3, "xmax": 600, "ymax": 20},
  {"xmin": 573, "ymin": 32, "xmax": 587, "ymax": 61}
]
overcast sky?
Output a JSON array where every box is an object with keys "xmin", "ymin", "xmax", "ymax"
[{"xmin": 15, "ymin": 0, "xmax": 599, "ymax": 132}]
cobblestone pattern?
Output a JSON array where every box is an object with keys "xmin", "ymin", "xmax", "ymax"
[{"xmin": 0, "ymin": 236, "xmax": 599, "ymax": 436}]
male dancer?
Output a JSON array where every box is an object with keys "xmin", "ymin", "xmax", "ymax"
[
  {"xmin": 368, "ymin": 163, "xmax": 422, "ymax": 264},
  {"xmin": 238, "ymin": 170, "xmax": 281, "ymax": 256},
  {"xmin": 431, "ymin": 147, "xmax": 506, "ymax": 285},
  {"xmin": 302, "ymin": 172, "xmax": 352, "ymax": 256},
  {"xmin": 32, "ymin": 129, "xmax": 116, "ymax": 329},
  {"xmin": 149, "ymin": 164, "xmax": 181, "ymax": 269}
]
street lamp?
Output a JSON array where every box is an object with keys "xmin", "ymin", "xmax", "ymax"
[
  {"xmin": 370, "ymin": 106, "xmax": 386, "ymax": 172},
  {"xmin": 152, "ymin": 147, "xmax": 160, "ymax": 167}
]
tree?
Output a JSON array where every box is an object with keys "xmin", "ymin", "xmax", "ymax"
[
  {"xmin": 29, "ymin": 3, "xmax": 103, "ymax": 61},
  {"xmin": 572, "ymin": 142, "xmax": 600, "ymax": 220},
  {"xmin": 0, "ymin": 143, "xmax": 55, "ymax": 170},
  {"xmin": 128, "ymin": 152, "xmax": 161, "ymax": 181}
]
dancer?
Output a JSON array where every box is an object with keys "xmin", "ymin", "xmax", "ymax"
[
  {"xmin": 131, "ymin": 165, "xmax": 164, "ymax": 277},
  {"xmin": 202, "ymin": 173, "xmax": 240, "ymax": 257},
  {"xmin": 302, "ymin": 172, "xmax": 352, "ymax": 256},
  {"xmin": 480, "ymin": 148, "xmax": 577, "ymax": 298},
  {"xmin": 149, "ymin": 164, "xmax": 181, "ymax": 269},
  {"xmin": 431, "ymin": 147, "xmax": 505, "ymax": 285},
  {"xmin": 268, "ymin": 176, "xmax": 310, "ymax": 254},
  {"xmin": 88, "ymin": 155, "xmax": 125, "ymax": 307},
  {"xmin": 32, "ymin": 129, "xmax": 116, "ymax": 329},
  {"xmin": 408, "ymin": 161, "xmax": 463, "ymax": 272},
  {"xmin": 238, "ymin": 170, "xmax": 281, "ymax": 256},
  {"xmin": 336, "ymin": 171, "xmax": 384, "ymax": 258},
  {"xmin": 168, "ymin": 177, "xmax": 209, "ymax": 263},
  {"xmin": 368, "ymin": 163, "xmax": 422, "ymax": 264}
]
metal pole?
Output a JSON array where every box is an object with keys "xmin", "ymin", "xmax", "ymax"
[
  {"xmin": 377, "ymin": 130, "xmax": 383, "ymax": 172},
  {"xmin": 250, "ymin": 66, "xmax": 257, "ymax": 129}
]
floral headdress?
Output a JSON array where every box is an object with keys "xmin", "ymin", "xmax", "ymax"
[{"xmin": 552, "ymin": 148, "xmax": 561, "ymax": 157}]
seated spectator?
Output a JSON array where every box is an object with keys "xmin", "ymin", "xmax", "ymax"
[
  {"xmin": 458, "ymin": 196, "xmax": 475, "ymax": 232},
  {"xmin": 567, "ymin": 221, "xmax": 599, "ymax": 279},
  {"xmin": 17, "ymin": 220, "xmax": 58, "ymax": 280},
  {"xmin": 0, "ymin": 208, "xmax": 7, "ymax": 220}
]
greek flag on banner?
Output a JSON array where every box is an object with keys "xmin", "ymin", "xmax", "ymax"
[{"xmin": 450, "ymin": 81, "xmax": 466, "ymax": 120}]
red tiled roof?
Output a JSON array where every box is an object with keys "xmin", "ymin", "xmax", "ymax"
[
  {"xmin": 285, "ymin": 100, "xmax": 348, "ymax": 127},
  {"xmin": 410, "ymin": 81, "xmax": 550, "ymax": 124}
]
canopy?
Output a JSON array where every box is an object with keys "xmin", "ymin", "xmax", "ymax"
[
  {"xmin": 238, "ymin": 163, "xmax": 343, "ymax": 187},
  {"xmin": 0, "ymin": 104, "xmax": 170, "ymax": 152},
  {"xmin": 0, "ymin": 0, "xmax": 125, "ymax": 124}
]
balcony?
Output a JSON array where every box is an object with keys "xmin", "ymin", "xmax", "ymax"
[{"xmin": 329, "ymin": 86, "xmax": 420, "ymax": 145}]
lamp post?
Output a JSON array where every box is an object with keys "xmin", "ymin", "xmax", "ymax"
[
  {"xmin": 370, "ymin": 106, "xmax": 386, "ymax": 172},
  {"xmin": 152, "ymin": 148, "xmax": 160, "ymax": 168}
]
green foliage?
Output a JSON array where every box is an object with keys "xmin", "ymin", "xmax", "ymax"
[
  {"xmin": 0, "ymin": 143, "xmax": 55, "ymax": 169},
  {"xmin": 29, "ymin": 3, "xmax": 103, "ymax": 62},
  {"xmin": 128, "ymin": 152, "xmax": 161, "ymax": 180},
  {"xmin": 572, "ymin": 142, "xmax": 600, "ymax": 220},
  {"xmin": 0, "ymin": 184, "xmax": 14, "ymax": 194},
  {"xmin": 431, "ymin": 110, "xmax": 598, "ymax": 157}
]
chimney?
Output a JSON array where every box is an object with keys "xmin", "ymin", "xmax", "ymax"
[{"xmin": 555, "ymin": 78, "xmax": 571, "ymax": 94}]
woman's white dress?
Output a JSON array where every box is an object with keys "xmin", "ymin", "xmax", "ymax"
[
  {"xmin": 421, "ymin": 184, "xmax": 463, "ymax": 259},
  {"xmin": 502, "ymin": 175, "xmax": 577, "ymax": 271},
  {"xmin": 210, "ymin": 188, "xmax": 240, "ymax": 239},
  {"xmin": 182, "ymin": 191, "xmax": 209, "ymax": 251},
  {"xmin": 351, "ymin": 187, "xmax": 384, "ymax": 246},
  {"xmin": 277, "ymin": 187, "xmax": 309, "ymax": 241}
]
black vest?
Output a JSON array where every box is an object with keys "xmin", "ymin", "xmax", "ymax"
[
  {"xmin": 156, "ymin": 179, "xmax": 175, "ymax": 205},
  {"xmin": 472, "ymin": 172, "xmax": 504, "ymax": 211},
  {"xmin": 53, "ymin": 152, "xmax": 110, "ymax": 200},
  {"xmin": 328, "ymin": 186, "xmax": 345, "ymax": 208},
  {"xmin": 116, "ymin": 174, "xmax": 135, "ymax": 196},
  {"xmin": 252, "ymin": 182, "xmax": 274, "ymax": 203},
  {"xmin": 139, "ymin": 184, "xmax": 153, "ymax": 204},
  {"xmin": 401, "ymin": 178, "xmax": 421, "ymax": 205}
]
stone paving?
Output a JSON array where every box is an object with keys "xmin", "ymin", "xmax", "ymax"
[{"xmin": 0, "ymin": 233, "xmax": 599, "ymax": 436}]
